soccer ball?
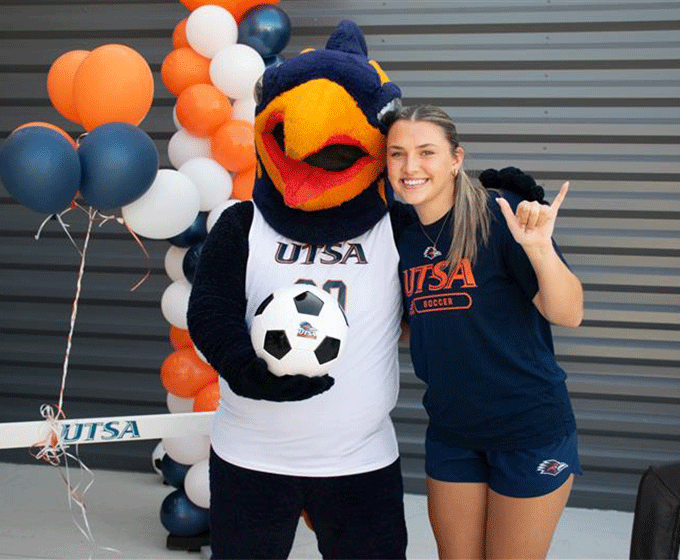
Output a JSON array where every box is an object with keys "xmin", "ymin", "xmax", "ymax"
[{"xmin": 250, "ymin": 284, "xmax": 349, "ymax": 377}]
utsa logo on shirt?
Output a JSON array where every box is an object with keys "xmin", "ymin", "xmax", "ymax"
[
  {"xmin": 404, "ymin": 259, "xmax": 477, "ymax": 315},
  {"xmin": 274, "ymin": 242, "xmax": 368, "ymax": 265},
  {"xmin": 537, "ymin": 459, "xmax": 568, "ymax": 476}
]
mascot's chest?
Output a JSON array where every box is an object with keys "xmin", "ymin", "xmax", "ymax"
[{"xmin": 244, "ymin": 206, "xmax": 401, "ymax": 333}]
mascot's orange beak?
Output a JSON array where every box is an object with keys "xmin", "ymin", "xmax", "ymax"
[{"xmin": 255, "ymin": 79, "xmax": 385, "ymax": 212}]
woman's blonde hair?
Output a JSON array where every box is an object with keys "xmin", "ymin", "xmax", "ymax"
[{"xmin": 388, "ymin": 105, "xmax": 491, "ymax": 268}]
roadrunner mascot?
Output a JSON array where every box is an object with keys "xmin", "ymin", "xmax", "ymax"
[{"xmin": 188, "ymin": 20, "xmax": 541, "ymax": 560}]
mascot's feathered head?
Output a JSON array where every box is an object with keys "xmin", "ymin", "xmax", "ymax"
[{"xmin": 253, "ymin": 20, "xmax": 402, "ymax": 244}]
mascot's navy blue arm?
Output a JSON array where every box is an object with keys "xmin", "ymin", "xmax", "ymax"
[
  {"xmin": 389, "ymin": 200, "xmax": 417, "ymax": 244},
  {"xmin": 187, "ymin": 201, "xmax": 334, "ymax": 401}
]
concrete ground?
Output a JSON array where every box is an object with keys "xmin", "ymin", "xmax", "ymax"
[{"xmin": 0, "ymin": 462, "xmax": 634, "ymax": 559}]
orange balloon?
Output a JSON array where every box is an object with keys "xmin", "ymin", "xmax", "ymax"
[
  {"xmin": 169, "ymin": 326, "xmax": 193, "ymax": 350},
  {"xmin": 47, "ymin": 50, "xmax": 90, "ymax": 125},
  {"xmin": 172, "ymin": 18, "xmax": 190, "ymax": 49},
  {"xmin": 193, "ymin": 381, "xmax": 221, "ymax": 412},
  {"xmin": 176, "ymin": 84, "xmax": 232, "ymax": 138},
  {"xmin": 231, "ymin": 165, "xmax": 256, "ymax": 200},
  {"xmin": 73, "ymin": 44, "xmax": 154, "ymax": 132},
  {"xmin": 179, "ymin": 0, "xmax": 279, "ymax": 21},
  {"xmin": 13, "ymin": 122, "xmax": 77, "ymax": 149},
  {"xmin": 211, "ymin": 120, "xmax": 256, "ymax": 173},
  {"xmin": 161, "ymin": 47, "xmax": 211, "ymax": 97},
  {"xmin": 160, "ymin": 347, "xmax": 218, "ymax": 398}
]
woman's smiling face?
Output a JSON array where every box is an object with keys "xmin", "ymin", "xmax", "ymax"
[{"xmin": 386, "ymin": 119, "xmax": 463, "ymax": 223}]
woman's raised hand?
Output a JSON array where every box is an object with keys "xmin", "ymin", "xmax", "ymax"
[{"xmin": 496, "ymin": 181, "xmax": 569, "ymax": 250}]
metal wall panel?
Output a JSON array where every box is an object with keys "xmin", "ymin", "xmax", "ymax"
[{"xmin": 1, "ymin": 0, "xmax": 678, "ymax": 511}]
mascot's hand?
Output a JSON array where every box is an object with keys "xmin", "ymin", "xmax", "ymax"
[
  {"xmin": 478, "ymin": 167, "xmax": 547, "ymax": 204},
  {"xmin": 229, "ymin": 357, "xmax": 335, "ymax": 402}
]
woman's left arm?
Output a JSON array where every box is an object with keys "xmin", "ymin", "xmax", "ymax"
[{"xmin": 497, "ymin": 182, "xmax": 584, "ymax": 328}]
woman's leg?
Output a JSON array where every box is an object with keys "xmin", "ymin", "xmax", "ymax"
[
  {"xmin": 485, "ymin": 474, "xmax": 573, "ymax": 560},
  {"xmin": 427, "ymin": 477, "xmax": 488, "ymax": 560}
]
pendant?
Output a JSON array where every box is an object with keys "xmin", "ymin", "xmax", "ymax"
[{"xmin": 423, "ymin": 246, "xmax": 442, "ymax": 260}]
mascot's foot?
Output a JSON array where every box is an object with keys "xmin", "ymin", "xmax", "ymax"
[{"xmin": 166, "ymin": 531, "xmax": 210, "ymax": 552}]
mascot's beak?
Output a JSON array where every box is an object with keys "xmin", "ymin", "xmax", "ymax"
[{"xmin": 255, "ymin": 79, "xmax": 386, "ymax": 211}]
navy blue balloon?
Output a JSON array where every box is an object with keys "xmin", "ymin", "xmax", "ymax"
[
  {"xmin": 263, "ymin": 54, "xmax": 285, "ymax": 68},
  {"xmin": 160, "ymin": 489, "xmax": 210, "ymax": 537},
  {"xmin": 238, "ymin": 5, "xmax": 291, "ymax": 58},
  {"xmin": 168, "ymin": 211, "xmax": 208, "ymax": 248},
  {"xmin": 160, "ymin": 454, "xmax": 191, "ymax": 489},
  {"xmin": 182, "ymin": 241, "xmax": 204, "ymax": 284},
  {"xmin": 78, "ymin": 122, "xmax": 158, "ymax": 212},
  {"xmin": 0, "ymin": 127, "xmax": 80, "ymax": 214}
]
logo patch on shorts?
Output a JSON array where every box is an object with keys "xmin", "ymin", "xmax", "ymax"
[{"xmin": 537, "ymin": 459, "xmax": 568, "ymax": 476}]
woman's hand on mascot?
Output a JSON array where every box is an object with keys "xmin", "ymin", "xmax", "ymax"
[{"xmin": 230, "ymin": 357, "xmax": 335, "ymax": 401}]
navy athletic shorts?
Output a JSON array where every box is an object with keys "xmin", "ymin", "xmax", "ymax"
[
  {"xmin": 425, "ymin": 428, "xmax": 582, "ymax": 498},
  {"xmin": 209, "ymin": 449, "xmax": 407, "ymax": 559}
]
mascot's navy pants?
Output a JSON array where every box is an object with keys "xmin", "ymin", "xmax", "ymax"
[{"xmin": 209, "ymin": 448, "xmax": 407, "ymax": 560}]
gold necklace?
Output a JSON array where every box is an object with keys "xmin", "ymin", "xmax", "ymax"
[{"xmin": 419, "ymin": 209, "xmax": 451, "ymax": 260}]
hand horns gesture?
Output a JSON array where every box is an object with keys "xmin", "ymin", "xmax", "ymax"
[{"xmin": 496, "ymin": 181, "xmax": 569, "ymax": 250}]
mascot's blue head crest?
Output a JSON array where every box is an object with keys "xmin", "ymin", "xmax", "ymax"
[{"xmin": 252, "ymin": 20, "xmax": 402, "ymax": 244}]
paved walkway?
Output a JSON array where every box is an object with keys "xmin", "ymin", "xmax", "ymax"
[{"xmin": 0, "ymin": 463, "xmax": 634, "ymax": 559}]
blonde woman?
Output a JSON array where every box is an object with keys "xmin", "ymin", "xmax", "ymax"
[{"xmin": 387, "ymin": 105, "xmax": 583, "ymax": 560}]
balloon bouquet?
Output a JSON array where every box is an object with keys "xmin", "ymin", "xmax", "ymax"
[
  {"xmin": 0, "ymin": 43, "xmax": 160, "ymax": 434},
  {"xmin": 1, "ymin": 44, "xmax": 158, "ymax": 219},
  {"xmin": 150, "ymin": 0, "xmax": 292, "ymax": 549}
]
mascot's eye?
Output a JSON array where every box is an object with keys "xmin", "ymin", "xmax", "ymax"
[
  {"xmin": 254, "ymin": 75, "xmax": 264, "ymax": 105},
  {"xmin": 377, "ymin": 98, "xmax": 402, "ymax": 125}
]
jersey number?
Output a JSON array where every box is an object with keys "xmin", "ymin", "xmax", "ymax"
[{"xmin": 296, "ymin": 279, "xmax": 347, "ymax": 310}]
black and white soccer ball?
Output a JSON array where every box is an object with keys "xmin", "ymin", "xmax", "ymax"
[{"xmin": 250, "ymin": 284, "xmax": 349, "ymax": 377}]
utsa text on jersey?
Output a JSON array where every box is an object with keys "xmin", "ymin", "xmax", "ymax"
[{"xmin": 275, "ymin": 242, "xmax": 368, "ymax": 265}]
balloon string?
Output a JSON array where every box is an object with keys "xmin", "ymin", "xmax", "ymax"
[
  {"xmin": 91, "ymin": 210, "xmax": 150, "ymax": 292},
  {"xmin": 122, "ymin": 219, "xmax": 151, "ymax": 292},
  {"xmin": 30, "ymin": 208, "xmax": 120, "ymax": 554},
  {"xmin": 58, "ymin": 206, "xmax": 93, "ymax": 412},
  {"xmin": 35, "ymin": 207, "xmax": 82, "ymax": 256},
  {"xmin": 30, "ymin": 407, "xmax": 120, "ymax": 555},
  {"xmin": 31, "ymin": 206, "xmax": 93, "ymax": 456}
]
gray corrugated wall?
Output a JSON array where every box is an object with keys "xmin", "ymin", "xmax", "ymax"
[{"xmin": 0, "ymin": 0, "xmax": 678, "ymax": 511}]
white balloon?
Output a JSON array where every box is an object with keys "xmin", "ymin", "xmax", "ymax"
[
  {"xmin": 162, "ymin": 434, "xmax": 210, "ymax": 465},
  {"xmin": 179, "ymin": 157, "xmax": 233, "ymax": 212},
  {"xmin": 167, "ymin": 392, "xmax": 194, "ymax": 414},
  {"xmin": 121, "ymin": 169, "xmax": 200, "ymax": 239},
  {"xmin": 207, "ymin": 199, "xmax": 239, "ymax": 232},
  {"xmin": 165, "ymin": 245, "xmax": 189, "ymax": 282},
  {"xmin": 210, "ymin": 44, "xmax": 265, "ymax": 101},
  {"xmin": 231, "ymin": 97, "xmax": 256, "ymax": 124},
  {"xmin": 152, "ymin": 441, "xmax": 165, "ymax": 476},
  {"xmin": 168, "ymin": 129, "xmax": 211, "ymax": 170},
  {"xmin": 172, "ymin": 104, "xmax": 181, "ymax": 130},
  {"xmin": 184, "ymin": 458, "xmax": 210, "ymax": 509},
  {"xmin": 186, "ymin": 5, "xmax": 237, "ymax": 59},
  {"xmin": 161, "ymin": 278, "xmax": 192, "ymax": 329}
]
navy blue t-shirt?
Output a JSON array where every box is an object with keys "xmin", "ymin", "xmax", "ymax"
[{"xmin": 397, "ymin": 190, "xmax": 576, "ymax": 451}]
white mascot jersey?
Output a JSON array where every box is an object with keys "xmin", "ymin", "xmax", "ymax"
[{"xmin": 211, "ymin": 204, "xmax": 402, "ymax": 476}]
